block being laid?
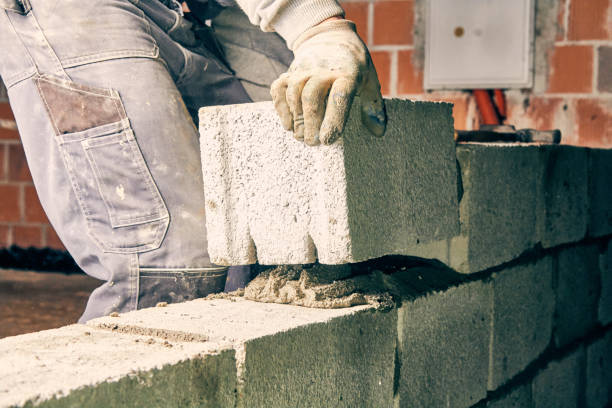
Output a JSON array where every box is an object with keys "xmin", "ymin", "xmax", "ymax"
[{"xmin": 199, "ymin": 100, "xmax": 459, "ymax": 265}]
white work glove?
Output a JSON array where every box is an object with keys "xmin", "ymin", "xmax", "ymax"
[{"xmin": 270, "ymin": 19, "xmax": 387, "ymax": 146}]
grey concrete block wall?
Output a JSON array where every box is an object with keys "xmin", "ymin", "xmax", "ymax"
[
  {"xmin": 199, "ymin": 100, "xmax": 459, "ymax": 265},
  {"xmin": 452, "ymin": 144, "xmax": 540, "ymax": 273},
  {"xmin": 397, "ymin": 280, "xmax": 491, "ymax": 408},
  {"xmin": 3, "ymin": 280, "xmax": 500, "ymax": 408},
  {"xmin": 536, "ymin": 145, "xmax": 588, "ymax": 248},
  {"xmin": 555, "ymin": 244, "xmax": 601, "ymax": 347},
  {"xmin": 488, "ymin": 257, "xmax": 555, "ymax": 390},
  {"xmin": 588, "ymin": 149, "xmax": 612, "ymax": 238},
  {"xmin": 532, "ymin": 348, "xmax": 584, "ymax": 408},
  {"xmin": 88, "ymin": 299, "xmax": 397, "ymax": 408},
  {"xmin": 452, "ymin": 144, "xmax": 593, "ymax": 274},
  {"xmin": 586, "ymin": 331, "xmax": 612, "ymax": 408},
  {"xmin": 487, "ymin": 384, "xmax": 533, "ymax": 408},
  {"xmin": 240, "ymin": 309, "xmax": 397, "ymax": 407},
  {"xmin": 599, "ymin": 240, "xmax": 612, "ymax": 326}
]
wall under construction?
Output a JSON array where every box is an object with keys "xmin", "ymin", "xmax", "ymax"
[{"xmin": 1, "ymin": 130, "xmax": 610, "ymax": 407}]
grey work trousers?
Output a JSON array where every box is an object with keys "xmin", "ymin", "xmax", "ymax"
[{"xmin": 0, "ymin": 0, "xmax": 291, "ymax": 321}]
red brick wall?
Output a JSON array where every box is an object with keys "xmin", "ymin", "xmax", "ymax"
[
  {"xmin": 0, "ymin": 100, "xmax": 65, "ymax": 250},
  {"xmin": 342, "ymin": 0, "xmax": 612, "ymax": 146},
  {"xmin": 0, "ymin": 0, "xmax": 610, "ymax": 250}
]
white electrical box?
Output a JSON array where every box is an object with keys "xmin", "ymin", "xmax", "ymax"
[{"xmin": 424, "ymin": 0, "xmax": 534, "ymax": 90}]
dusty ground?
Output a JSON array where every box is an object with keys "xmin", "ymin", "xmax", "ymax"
[{"xmin": 0, "ymin": 269, "xmax": 99, "ymax": 339}]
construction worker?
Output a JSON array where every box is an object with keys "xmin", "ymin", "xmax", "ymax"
[{"xmin": 0, "ymin": 0, "xmax": 386, "ymax": 321}]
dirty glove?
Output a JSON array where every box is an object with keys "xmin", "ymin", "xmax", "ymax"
[{"xmin": 270, "ymin": 19, "xmax": 387, "ymax": 145}]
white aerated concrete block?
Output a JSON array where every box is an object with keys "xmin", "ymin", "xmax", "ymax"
[{"xmin": 199, "ymin": 100, "xmax": 459, "ymax": 265}]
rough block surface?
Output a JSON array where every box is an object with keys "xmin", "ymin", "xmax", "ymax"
[
  {"xmin": 555, "ymin": 244, "xmax": 601, "ymax": 347},
  {"xmin": 398, "ymin": 280, "xmax": 492, "ymax": 408},
  {"xmin": 199, "ymin": 100, "xmax": 459, "ymax": 265},
  {"xmin": 532, "ymin": 348, "xmax": 584, "ymax": 408},
  {"xmin": 488, "ymin": 257, "xmax": 555, "ymax": 390},
  {"xmin": 452, "ymin": 144, "xmax": 540, "ymax": 273},
  {"xmin": 599, "ymin": 240, "xmax": 612, "ymax": 326},
  {"xmin": 89, "ymin": 298, "xmax": 396, "ymax": 408},
  {"xmin": 588, "ymin": 149, "xmax": 612, "ymax": 238},
  {"xmin": 586, "ymin": 331, "xmax": 612, "ymax": 408},
  {"xmin": 0, "ymin": 325, "xmax": 236, "ymax": 408},
  {"xmin": 487, "ymin": 384, "xmax": 533, "ymax": 408},
  {"xmin": 240, "ymin": 308, "xmax": 397, "ymax": 407},
  {"xmin": 536, "ymin": 145, "xmax": 588, "ymax": 248}
]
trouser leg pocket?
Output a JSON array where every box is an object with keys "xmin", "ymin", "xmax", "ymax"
[{"xmin": 35, "ymin": 74, "xmax": 169, "ymax": 253}]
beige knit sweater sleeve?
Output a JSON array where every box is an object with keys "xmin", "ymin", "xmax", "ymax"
[{"xmin": 234, "ymin": 0, "xmax": 345, "ymax": 49}]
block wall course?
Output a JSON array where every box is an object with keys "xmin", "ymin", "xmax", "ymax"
[
  {"xmin": 586, "ymin": 331, "xmax": 612, "ymax": 408},
  {"xmin": 397, "ymin": 280, "xmax": 491, "ymax": 408},
  {"xmin": 488, "ymin": 257, "xmax": 555, "ymax": 391},
  {"xmin": 588, "ymin": 149, "xmax": 612, "ymax": 238},
  {"xmin": 452, "ymin": 144, "xmax": 540, "ymax": 273},
  {"xmin": 576, "ymin": 99, "xmax": 612, "ymax": 148},
  {"xmin": 0, "ymin": 144, "xmax": 5, "ymax": 181},
  {"xmin": 532, "ymin": 347, "xmax": 585, "ymax": 408},
  {"xmin": 487, "ymin": 384, "xmax": 533, "ymax": 408},
  {"xmin": 240, "ymin": 309, "xmax": 397, "ymax": 407},
  {"xmin": 536, "ymin": 145, "xmax": 588, "ymax": 248},
  {"xmin": 199, "ymin": 100, "xmax": 459, "ymax": 265},
  {"xmin": 0, "ymin": 324, "xmax": 237, "ymax": 408},
  {"xmin": 44, "ymin": 225, "xmax": 66, "ymax": 251},
  {"xmin": 599, "ymin": 240, "xmax": 612, "ymax": 325},
  {"xmin": 554, "ymin": 244, "xmax": 601, "ymax": 348}
]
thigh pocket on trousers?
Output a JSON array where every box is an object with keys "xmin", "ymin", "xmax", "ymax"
[{"xmin": 35, "ymin": 74, "xmax": 169, "ymax": 253}]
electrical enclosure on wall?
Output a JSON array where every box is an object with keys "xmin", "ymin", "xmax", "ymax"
[{"xmin": 424, "ymin": 0, "xmax": 535, "ymax": 90}]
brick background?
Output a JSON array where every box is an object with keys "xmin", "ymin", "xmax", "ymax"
[
  {"xmin": 0, "ymin": 0, "xmax": 611, "ymax": 251},
  {"xmin": 340, "ymin": 0, "xmax": 612, "ymax": 146},
  {"xmin": 0, "ymin": 85, "xmax": 63, "ymax": 250}
]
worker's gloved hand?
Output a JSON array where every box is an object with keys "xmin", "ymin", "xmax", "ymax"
[{"xmin": 271, "ymin": 19, "xmax": 387, "ymax": 146}]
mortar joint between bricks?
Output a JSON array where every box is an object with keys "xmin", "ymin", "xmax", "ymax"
[{"xmin": 481, "ymin": 325, "xmax": 607, "ymax": 405}]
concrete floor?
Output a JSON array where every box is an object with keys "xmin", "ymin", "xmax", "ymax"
[{"xmin": 0, "ymin": 269, "xmax": 99, "ymax": 338}]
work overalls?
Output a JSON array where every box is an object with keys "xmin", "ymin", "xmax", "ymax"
[{"xmin": 0, "ymin": 0, "xmax": 292, "ymax": 321}]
